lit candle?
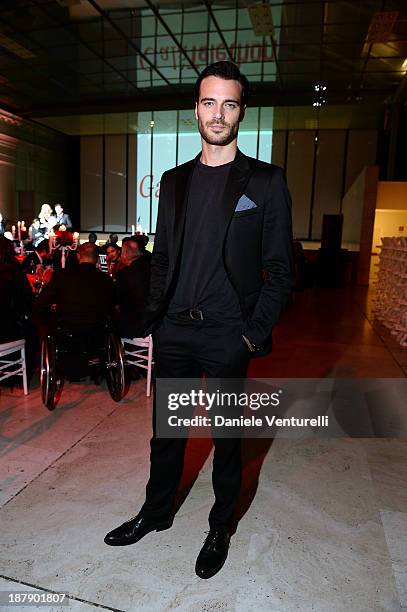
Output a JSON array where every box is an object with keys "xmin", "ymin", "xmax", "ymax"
[
  {"xmin": 12, "ymin": 224, "xmax": 16, "ymax": 238},
  {"xmin": 17, "ymin": 221, "xmax": 21, "ymax": 241},
  {"xmin": 131, "ymin": 224, "xmax": 135, "ymax": 235},
  {"xmin": 49, "ymin": 229, "xmax": 55, "ymax": 251}
]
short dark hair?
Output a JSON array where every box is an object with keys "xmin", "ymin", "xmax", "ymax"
[
  {"xmin": 131, "ymin": 234, "xmax": 149, "ymax": 251},
  {"xmin": 78, "ymin": 241, "xmax": 98, "ymax": 262},
  {"xmin": 194, "ymin": 61, "xmax": 249, "ymax": 107}
]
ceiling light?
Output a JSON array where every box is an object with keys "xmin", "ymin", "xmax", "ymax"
[
  {"xmin": 313, "ymin": 83, "xmax": 327, "ymax": 107},
  {"xmin": 248, "ymin": 3, "xmax": 274, "ymax": 37}
]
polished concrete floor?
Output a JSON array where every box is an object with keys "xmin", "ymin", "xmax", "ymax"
[{"xmin": 1, "ymin": 287, "xmax": 406, "ymax": 612}]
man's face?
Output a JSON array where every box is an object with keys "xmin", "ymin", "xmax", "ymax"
[
  {"xmin": 195, "ymin": 76, "xmax": 244, "ymax": 147},
  {"xmin": 121, "ymin": 242, "xmax": 139, "ymax": 266},
  {"xmin": 55, "ymin": 205, "xmax": 62, "ymax": 215}
]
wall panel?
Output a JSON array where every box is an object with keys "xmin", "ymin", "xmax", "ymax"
[
  {"xmin": 271, "ymin": 130, "xmax": 286, "ymax": 169},
  {"xmin": 105, "ymin": 134, "xmax": 127, "ymax": 232},
  {"xmin": 286, "ymin": 130, "xmax": 314, "ymax": 239},
  {"xmin": 0, "ymin": 134, "xmax": 16, "ymax": 221},
  {"xmin": 345, "ymin": 130, "xmax": 377, "ymax": 192},
  {"xmin": 80, "ymin": 136, "xmax": 103, "ymax": 231},
  {"xmin": 127, "ymin": 134, "xmax": 136, "ymax": 231},
  {"xmin": 79, "ymin": 126, "xmax": 378, "ymax": 239},
  {"xmin": 312, "ymin": 130, "xmax": 346, "ymax": 239}
]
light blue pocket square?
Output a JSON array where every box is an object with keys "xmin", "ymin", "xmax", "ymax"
[{"xmin": 235, "ymin": 195, "xmax": 257, "ymax": 212}]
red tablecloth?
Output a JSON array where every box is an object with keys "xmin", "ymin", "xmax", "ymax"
[{"xmin": 26, "ymin": 269, "xmax": 53, "ymax": 293}]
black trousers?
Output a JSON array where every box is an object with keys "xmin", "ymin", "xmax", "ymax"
[{"xmin": 141, "ymin": 315, "xmax": 250, "ymax": 529}]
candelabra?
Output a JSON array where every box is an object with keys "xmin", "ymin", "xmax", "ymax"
[
  {"xmin": 49, "ymin": 229, "xmax": 79, "ymax": 268},
  {"xmin": 11, "ymin": 220, "xmax": 27, "ymax": 255}
]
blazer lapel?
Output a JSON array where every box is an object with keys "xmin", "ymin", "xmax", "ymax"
[
  {"xmin": 219, "ymin": 149, "xmax": 253, "ymax": 239},
  {"xmin": 172, "ymin": 154, "xmax": 199, "ymax": 256}
]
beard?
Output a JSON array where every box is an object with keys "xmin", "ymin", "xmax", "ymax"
[{"xmin": 197, "ymin": 117, "xmax": 239, "ymax": 146}]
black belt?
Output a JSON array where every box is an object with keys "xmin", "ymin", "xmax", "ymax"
[{"xmin": 175, "ymin": 308, "xmax": 204, "ymax": 321}]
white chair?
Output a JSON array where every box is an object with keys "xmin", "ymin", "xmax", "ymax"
[
  {"xmin": 0, "ymin": 339, "xmax": 28, "ymax": 395},
  {"xmin": 121, "ymin": 335, "xmax": 154, "ymax": 397},
  {"xmin": 98, "ymin": 253, "xmax": 108, "ymax": 273}
]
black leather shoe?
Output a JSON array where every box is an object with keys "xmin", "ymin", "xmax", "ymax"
[
  {"xmin": 104, "ymin": 513, "xmax": 172, "ymax": 546},
  {"xmin": 195, "ymin": 528, "xmax": 231, "ymax": 579}
]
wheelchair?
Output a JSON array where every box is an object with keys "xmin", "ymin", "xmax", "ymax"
[{"xmin": 40, "ymin": 324, "xmax": 125, "ymax": 410}]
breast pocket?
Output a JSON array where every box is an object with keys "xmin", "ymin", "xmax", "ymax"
[{"xmin": 232, "ymin": 208, "xmax": 259, "ymax": 219}]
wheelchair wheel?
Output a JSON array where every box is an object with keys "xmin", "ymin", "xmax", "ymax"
[
  {"xmin": 40, "ymin": 335, "xmax": 58, "ymax": 411},
  {"xmin": 105, "ymin": 332, "xmax": 125, "ymax": 402}
]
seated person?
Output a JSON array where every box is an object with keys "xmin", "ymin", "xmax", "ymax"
[
  {"xmin": 29, "ymin": 218, "xmax": 45, "ymax": 248},
  {"xmin": 34, "ymin": 242, "xmax": 114, "ymax": 332},
  {"xmin": 100, "ymin": 233, "xmax": 119, "ymax": 254},
  {"xmin": 135, "ymin": 233, "xmax": 151, "ymax": 262},
  {"xmin": 0, "ymin": 235, "xmax": 32, "ymax": 343},
  {"xmin": 115, "ymin": 239, "xmax": 151, "ymax": 338},
  {"xmin": 22, "ymin": 240, "xmax": 50, "ymax": 273},
  {"xmin": 105, "ymin": 243, "xmax": 122, "ymax": 278},
  {"xmin": 88, "ymin": 231, "xmax": 102, "ymax": 254}
]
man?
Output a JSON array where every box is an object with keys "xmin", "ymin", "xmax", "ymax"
[
  {"xmin": 134, "ymin": 233, "xmax": 152, "ymax": 262},
  {"xmin": 115, "ymin": 238, "xmax": 151, "ymax": 338},
  {"xmin": 54, "ymin": 204, "xmax": 72, "ymax": 230},
  {"xmin": 34, "ymin": 242, "xmax": 114, "ymax": 330},
  {"xmin": 105, "ymin": 62, "xmax": 293, "ymax": 579}
]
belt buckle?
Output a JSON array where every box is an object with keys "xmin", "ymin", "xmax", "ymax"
[{"xmin": 189, "ymin": 308, "xmax": 203, "ymax": 321}]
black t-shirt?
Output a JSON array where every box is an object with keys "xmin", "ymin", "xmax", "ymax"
[{"xmin": 168, "ymin": 159, "xmax": 242, "ymax": 324}]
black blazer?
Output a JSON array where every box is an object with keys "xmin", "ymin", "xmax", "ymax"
[
  {"xmin": 55, "ymin": 213, "xmax": 73, "ymax": 230},
  {"xmin": 115, "ymin": 255, "xmax": 151, "ymax": 338},
  {"xmin": 35, "ymin": 263, "xmax": 114, "ymax": 330},
  {"xmin": 144, "ymin": 149, "xmax": 294, "ymax": 354}
]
